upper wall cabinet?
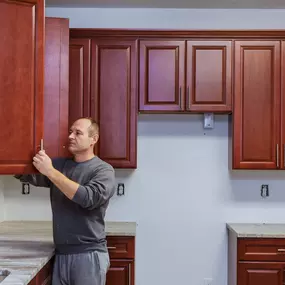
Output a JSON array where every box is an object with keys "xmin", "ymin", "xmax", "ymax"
[
  {"xmin": 69, "ymin": 38, "xmax": 138, "ymax": 168},
  {"xmin": 0, "ymin": 0, "xmax": 44, "ymax": 174},
  {"xmin": 232, "ymin": 40, "xmax": 282, "ymax": 170},
  {"xmin": 139, "ymin": 40, "xmax": 232, "ymax": 113},
  {"xmin": 44, "ymin": 17, "xmax": 70, "ymax": 159}
]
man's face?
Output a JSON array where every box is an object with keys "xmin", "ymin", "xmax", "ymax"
[{"xmin": 68, "ymin": 119, "xmax": 98, "ymax": 154}]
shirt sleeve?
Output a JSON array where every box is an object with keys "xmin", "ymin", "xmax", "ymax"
[
  {"xmin": 14, "ymin": 174, "xmax": 51, "ymax": 188},
  {"xmin": 72, "ymin": 166, "xmax": 116, "ymax": 210}
]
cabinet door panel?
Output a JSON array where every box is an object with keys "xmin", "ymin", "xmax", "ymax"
[
  {"xmin": 0, "ymin": 0, "xmax": 44, "ymax": 174},
  {"xmin": 106, "ymin": 260, "xmax": 134, "ymax": 285},
  {"xmin": 139, "ymin": 40, "xmax": 185, "ymax": 112},
  {"xmin": 233, "ymin": 41, "xmax": 280, "ymax": 169},
  {"xmin": 44, "ymin": 17, "xmax": 69, "ymax": 158},
  {"xmin": 186, "ymin": 41, "xmax": 232, "ymax": 112},
  {"xmin": 238, "ymin": 262, "xmax": 285, "ymax": 285},
  {"xmin": 69, "ymin": 38, "xmax": 91, "ymax": 124},
  {"xmin": 91, "ymin": 39, "xmax": 137, "ymax": 168}
]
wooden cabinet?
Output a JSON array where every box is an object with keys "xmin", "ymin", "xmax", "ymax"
[
  {"xmin": 0, "ymin": 0, "xmax": 45, "ymax": 174},
  {"xmin": 229, "ymin": 233, "xmax": 285, "ymax": 285},
  {"xmin": 69, "ymin": 38, "xmax": 138, "ymax": 168},
  {"xmin": 139, "ymin": 39, "xmax": 232, "ymax": 113},
  {"xmin": 106, "ymin": 236, "xmax": 135, "ymax": 285},
  {"xmin": 232, "ymin": 41, "xmax": 281, "ymax": 170},
  {"xmin": 44, "ymin": 17, "xmax": 70, "ymax": 159}
]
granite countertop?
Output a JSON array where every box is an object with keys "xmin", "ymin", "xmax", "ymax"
[
  {"xmin": 227, "ymin": 223, "xmax": 285, "ymax": 238},
  {"xmin": 0, "ymin": 220, "xmax": 136, "ymax": 285}
]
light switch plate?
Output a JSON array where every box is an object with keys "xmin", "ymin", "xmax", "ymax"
[{"xmin": 203, "ymin": 113, "xmax": 214, "ymax": 129}]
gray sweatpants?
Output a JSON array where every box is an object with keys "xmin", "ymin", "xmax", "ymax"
[{"xmin": 52, "ymin": 251, "xmax": 110, "ymax": 285}]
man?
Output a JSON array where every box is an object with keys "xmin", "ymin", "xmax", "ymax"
[{"xmin": 15, "ymin": 117, "xmax": 116, "ymax": 285}]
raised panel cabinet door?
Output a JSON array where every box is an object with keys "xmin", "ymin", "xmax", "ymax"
[
  {"xmin": 106, "ymin": 260, "xmax": 134, "ymax": 285},
  {"xmin": 44, "ymin": 17, "xmax": 69, "ymax": 159},
  {"xmin": 91, "ymin": 39, "xmax": 137, "ymax": 168},
  {"xmin": 139, "ymin": 40, "xmax": 185, "ymax": 112},
  {"xmin": 0, "ymin": 0, "xmax": 44, "ymax": 174},
  {"xmin": 238, "ymin": 262, "xmax": 285, "ymax": 285},
  {"xmin": 281, "ymin": 41, "xmax": 285, "ymax": 169},
  {"xmin": 233, "ymin": 41, "xmax": 281, "ymax": 169},
  {"xmin": 69, "ymin": 38, "xmax": 91, "ymax": 125},
  {"xmin": 186, "ymin": 41, "xmax": 232, "ymax": 112}
]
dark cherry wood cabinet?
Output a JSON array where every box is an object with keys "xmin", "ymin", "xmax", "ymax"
[
  {"xmin": 69, "ymin": 38, "xmax": 138, "ymax": 168},
  {"xmin": 228, "ymin": 233, "xmax": 285, "ymax": 285},
  {"xmin": 232, "ymin": 41, "xmax": 281, "ymax": 170},
  {"xmin": 44, "ymin": 17, "xmax": 70, "ymax": 159},
  {"xmin": 90, "ymin": 39, "xmax": 137, "ymax": 168},
  {"xmin": 139, "ymin": 39, "xmax": 232, "ymax": 113},
  {"xmin": 0, "ymin": 0, "xmax": 45, "ymax": 174},
  {"xmin": 106, "ymin": 236, "xmax": 135, "ymax": 285}
]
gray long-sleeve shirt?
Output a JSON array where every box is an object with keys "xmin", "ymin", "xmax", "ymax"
[{"xmin": 16, "ymin": 156, "xmax": 116, "ymax": 254}]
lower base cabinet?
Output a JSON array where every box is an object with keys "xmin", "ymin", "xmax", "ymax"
[
  {"xmin": 228, "ymin": 230, "xmax": 285, "ymax": 285},
  {"xmin": 28, "ymin": 236, "xmax": 135, "ymax": 285}
]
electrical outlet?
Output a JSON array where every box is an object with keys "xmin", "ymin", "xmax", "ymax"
[
  {"xmin": 261, "ymin": 184, "xmax": 269, "ymax": 198},
  {"xmin": 22, "ymin": 182, "xmax": 30, "ymax": 195},
  {"xmin": 117, "ymin": 183, "xmax": 125, "ymax": 196},
  {"xmin": 204, "ymin": 278, "xmax": 213, "ymax": 285}
]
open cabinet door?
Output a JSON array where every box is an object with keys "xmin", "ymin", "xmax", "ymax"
[
  {"xmin": 44, "ymin": 17, "xmax": 70, "ymax": 159},
  {"xmin": 0, "ymin": 0, "xmax": 44, "ymax": 174}
]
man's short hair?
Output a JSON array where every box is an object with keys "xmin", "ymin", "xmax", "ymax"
[{"xmin": 78, "ymin": 117, "xmax": 99, "ymax": 137}]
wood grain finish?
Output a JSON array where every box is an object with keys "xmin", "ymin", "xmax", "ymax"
[
  {"xmin": 70, "ymin": 29, "xmax": 285, "ymax": 39},
  {"xmin": 69, "ymin": 38, "xmax": 91, "ymax": 124},
  {"xmin": 281, "ymin": 41, "xmax": 285, "ymax": 169},
  {"xmin": 139, "ymin": 40, "xmax": 185, "ymax": 112},
  {"xmin": 186, "ymin": 41, "xmax": 232, "ymax": 112},
  {"xmin": 0, "ymin": 0, "xmax": 44, "ymax": 174},
  {"xmin": 106, "ymin": 236, "xmax": 135, "ymax": 285},
  {"xmin": 44, "ymin": 17, "xmax": 69, "ymax": 158},
  {"xmin": 228, "ymin": 231, "xmax": 285, "ymax": 285},
  {"xmin": 238, "ymin": 238, "xmax": 285, "ymax": 261},
  {"xmin": 107, "ymin": 236, "xmax": 135, "ymax": 259},
  {"xmin": 238, "ymin": 262, "xmax": 285, "ymax": 285},
  {"xmin": 233, "ymin": 41, "xmax": 281, "ymax": 169},
  {"xmin": 106, "ymin": 260, "xmax": 134, "ymax": 285},
  {"xmin": 90, "ymin": 39, "xmax": 137, "ymax": 168}
]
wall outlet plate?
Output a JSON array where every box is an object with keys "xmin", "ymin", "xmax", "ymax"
[{"xmin": 203, "ymin": 113, "xmax": 214, "ymax": 129}]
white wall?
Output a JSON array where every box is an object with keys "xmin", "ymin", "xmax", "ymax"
[
  {"xmin": 2, "ymin": 8, "xmax": 285, "ymax": 285},
  {"xmin": 0, "ymin": 178, "xmax": 4, "ymax": 222}
]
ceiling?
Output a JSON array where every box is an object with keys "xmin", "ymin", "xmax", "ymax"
[{"xmin": 45, "ymin": 0, "xmax": 285, "ymax": 9}]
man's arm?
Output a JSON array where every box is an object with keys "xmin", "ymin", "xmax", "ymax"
[{"xmin": 33, "ymin": 151, "xmax": 116, "ymax": 209}]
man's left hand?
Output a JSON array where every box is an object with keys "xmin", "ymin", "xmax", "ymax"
[{"xmin": 33, "ymin": 150, "xmax": 54, "ymax": 177}]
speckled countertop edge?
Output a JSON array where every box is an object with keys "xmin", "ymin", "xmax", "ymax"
[
  {"xmin": 227, "ymin": 223, "xmax": 285, "ymax": 238},
  {"xmin": 0, "ymin": 220, "xmax": 137, "ymax": 285}
]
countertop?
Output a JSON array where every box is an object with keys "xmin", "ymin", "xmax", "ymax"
[
  {"xmin": 227, "ymin": 223, "xmax": 285, "ymax": 238},
  {"xmin": 0, "ymin": 220, "xmax": 136, "ymax": 285}
]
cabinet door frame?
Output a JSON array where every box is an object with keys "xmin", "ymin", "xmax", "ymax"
[
  {"xmin": 139, "ymin": 40, "xmax": 185, "ymax": 112},
  {"xmin": 186, "ymin": 40, "xmax": 232, "ymax": 112},
  {"xmin": 233, "ymin": 40, "xmax": 281, "ymax": 170}
]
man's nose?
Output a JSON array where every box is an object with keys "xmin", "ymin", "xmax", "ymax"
[{"xmin": 69, "ymin": 133, "xmax": 74, "ymax": 139}]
